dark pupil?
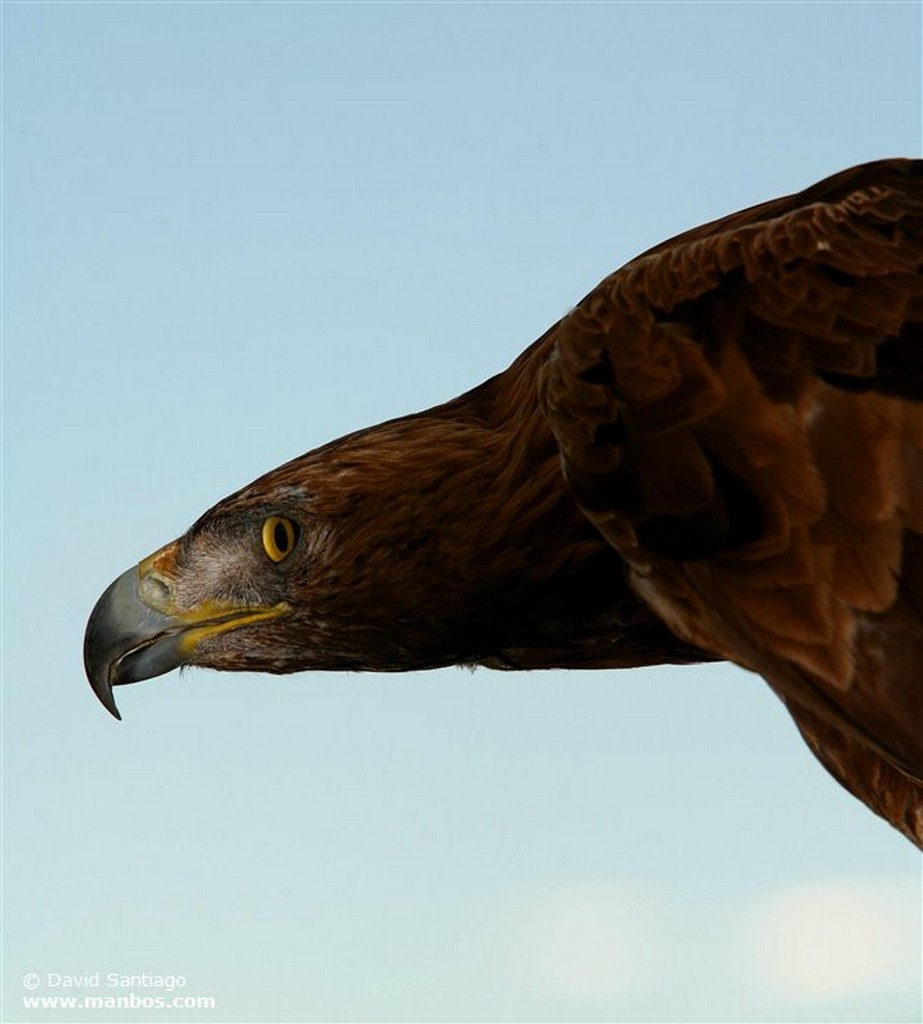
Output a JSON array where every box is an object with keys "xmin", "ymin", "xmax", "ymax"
[{"xmin": 274, "ymin": 522, "xmax": 290, "ymax": 553}]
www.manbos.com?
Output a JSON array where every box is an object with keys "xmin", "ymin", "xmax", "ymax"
[{"xmin": 22, "ymin": 993, "xmax": 216, "ymax": 1011}]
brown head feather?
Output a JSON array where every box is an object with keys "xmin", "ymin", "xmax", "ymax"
[{"xmin": 196, "ymin": 336, "xmax": 708, "ymax": 673}]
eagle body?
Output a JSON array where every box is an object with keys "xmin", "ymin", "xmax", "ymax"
[{"xmin": 85, "ymin": 159, "xmax": 923, "ymax": 846}]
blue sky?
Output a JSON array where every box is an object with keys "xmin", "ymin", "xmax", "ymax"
[{"xmin": 2, "ymin": 3, "xmax": 921, "ymax": 1022}]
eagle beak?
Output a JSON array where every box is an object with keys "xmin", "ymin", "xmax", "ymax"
[
  {"xmin": 83, "ymin": 541, "xmax": 289, "ymax": 719},
  {"xmin": 83, "ymin": 563, "xmax": 189, "ymax": 720}
]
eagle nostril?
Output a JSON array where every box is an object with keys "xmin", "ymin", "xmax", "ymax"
[{"xmin": 138, "ymin": 572, "xmax": 173, "ymax": 612}]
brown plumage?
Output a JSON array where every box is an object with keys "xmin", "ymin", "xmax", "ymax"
[{"xmin": 85, "ymin": 158, "xmax": 923, "ymax": 846}]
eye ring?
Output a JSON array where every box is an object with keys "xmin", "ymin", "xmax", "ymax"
[{"xmin": 262, "ymin": 516, "xmax": 298, "ymax": 563}]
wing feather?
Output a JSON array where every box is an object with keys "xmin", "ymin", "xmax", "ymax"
[{"xmin": 541, "ymin": 158, "xmax": 923, "ymax": 844}]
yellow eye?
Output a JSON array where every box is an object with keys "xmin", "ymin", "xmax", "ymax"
[{"xmin": 262, "ymin": 516, "xmax": 298, "ymax": 563}]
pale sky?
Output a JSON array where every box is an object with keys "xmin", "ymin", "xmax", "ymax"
[{"xmin": 3, "ymin": 3, "xmax": 921, "ymax": 1022}]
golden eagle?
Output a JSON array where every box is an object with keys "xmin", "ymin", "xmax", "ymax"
[{"xmin": 85, "ymin": 159, "xmax": 923, "ymax": 846}]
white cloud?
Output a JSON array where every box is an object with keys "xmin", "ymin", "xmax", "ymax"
[
  {"xmin": 741, "ymin": 876, "xmax": 921, "ymax": 1002},
  {"xmin": 509, "ymin": 879, "xmax": 667, "ymax": 998}
]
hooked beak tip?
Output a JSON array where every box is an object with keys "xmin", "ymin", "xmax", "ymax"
[
  {"xmin": 83, "ymin": 573, "xmax": 128, "ymax": 720},
  {"xmin": 96, "ymin": 683, "xmax": 123, "ymax": 721}
]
